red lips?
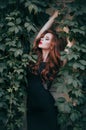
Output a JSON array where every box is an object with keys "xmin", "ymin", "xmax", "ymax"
[{"xmin": 39, "ymin": 41, "xmax": 42, "ymax": 44}]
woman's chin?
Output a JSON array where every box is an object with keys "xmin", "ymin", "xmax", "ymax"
[{"xmin": 38, "ymin": 45, "xmax": 42, "ymax": 48}]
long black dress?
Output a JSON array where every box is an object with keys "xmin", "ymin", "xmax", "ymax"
[{"xmin": 27, "ymin": 62, "xmax": 58, "ymax": 130}]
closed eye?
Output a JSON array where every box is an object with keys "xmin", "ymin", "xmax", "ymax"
[
  {"xmin": 45, "ymin": 38, "xmax": 49, "ymax": 40},
  {"xmin": 45, "ymin": 36, "xmax": 50, "ymax": 40}
]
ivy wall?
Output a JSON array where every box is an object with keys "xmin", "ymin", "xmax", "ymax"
[{"xmin": 0, "ymin": 0, "xmax": 86, "ymax": 130}]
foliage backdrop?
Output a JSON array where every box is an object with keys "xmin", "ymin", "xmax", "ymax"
[{"xmin": 0, "ymin": 0, "xmax": 86, "ymax": 130}]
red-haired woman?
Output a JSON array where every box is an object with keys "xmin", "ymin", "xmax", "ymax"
[{"xmin": 27, "ymin": 11, "xmax": 67, "ymax": 130}]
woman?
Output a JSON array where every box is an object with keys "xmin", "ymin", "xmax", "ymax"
[{"xmin": 27, "ymin": 11, "xmax": 67, "ymax": 130}]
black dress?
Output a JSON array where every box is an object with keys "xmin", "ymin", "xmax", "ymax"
[{"xmin": 27, "ymin": 62, "xmax": 58, "ymax": 130}]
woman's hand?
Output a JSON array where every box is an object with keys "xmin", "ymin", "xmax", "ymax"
[
  {"xmin": 51, "ymin": 10, "xmax": 60, "ymax": 19},
  {"xmin": 63, "ymin": 26, "xmax": 69, "ymax": 33}
]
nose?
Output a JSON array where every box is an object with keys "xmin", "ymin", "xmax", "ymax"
[{"xmin": 41, "ymin": 38, "xmax": 43, "ymax": 41}]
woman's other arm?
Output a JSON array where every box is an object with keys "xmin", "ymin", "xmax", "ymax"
[{"xmin": 63, "ymin": 26, "xmax": 75, "ymax": 48}]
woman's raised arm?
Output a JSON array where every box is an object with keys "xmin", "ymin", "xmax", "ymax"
[{"xmin": 35, "ymin": 11, "xmax": 59, "ymax": 40}]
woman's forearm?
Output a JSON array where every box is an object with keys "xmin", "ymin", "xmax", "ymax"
[{"xmin": 36, "ymin": 11, "xmax": 59, "ymax": 39}]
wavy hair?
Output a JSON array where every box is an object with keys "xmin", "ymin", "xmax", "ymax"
[{"xmin": 30, "ymin": 29, "xmax": 67, "ymax": 82}]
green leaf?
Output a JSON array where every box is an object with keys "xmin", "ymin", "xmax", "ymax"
[
  {"xmin": 14, "ymin": 68, "xmax": 24, "ymax": 74},
  {"xmin": 9, "ymin": 48, "xmax": 16, "ymax": 52},
  {"xmin": 73, "ymin": 127, "xmax": 82, "ymax": 130},
  {"xmin": 25, "ymin": 1, "xmax": 31, "ymax": 7},
  {"xmin": 72, "ymin": 89, "xmax": 83, "ymax": 97},
  {"xmin": 0, "ymin": 89, "xmax": 4, "ymax": 97},
  {"xmin": 7, "ymin": 88, "xmax": 13, "ymax": 93},
  {"xmin": 14, "ymin": 49, "xmax": 23, "ymax": 57},
  {"xmin": 28, "ymin": 55, "xmax": 37, "ymax": 63},
  {"xmin": 27, "ymin": 25, "xmax": 32, "ymax": 32},
  {"xmin": 56, "ymin": 102, "xmax": 72, "ymax": 113},
  {"xmin": 8, "ymin": 0, "xmax": 16, "ymax": 4},
  {"xmin": 0, "ymin": 63, "xmax": 7, "ymax": 73},
  {"xmin": 15, "ymin": 27, "xmax": 19, "ymax": 33},
  {"xmin": 8, "ymin": 26, "xmax": 15, "ymax": 32},
  {"xmin": 70, "ymin": 111, "xmax": 81, "ymax": 122},
  {"xmin": 31, "ymin": 26, "xmax": 37, "ymax": 32},
  {"xmin": 17, "ymin": 75, "xmax": 23, "ymax": 80},
  {"xmin": 0, "ymin": 78, "xmax": 4, "ymax": 83},
  {"xmin": 28, "ymin": 4, "xmax": 38, "ymax": 14},
  {"xmin": 55, "ymin": 84, "xmax": 68, "ymax": 93},
  {"xmin": 71, "ymin": 28, "xmax": 85, "ymax": 35},
  {"xmin": 16, "ymin": 18, "xmax": 21, "ymax": 24},
  {"xmin": 56, "ymin": 97, "xmax": 66, "ymax": 103},
  {"xmin": 73, "ymin": 80, "xmax": 78, "ymax": 88},
  {"xmin": 24, "ymin": 22, "xmax": 30, "ymax": 27},
  {"xmin": 18, "ymin": 106, "xmax": 25, "ymax": 113},
  {"xmin": 63, "ymin": 103, "xmax": 72, "ymax": 113},
  {"xmin": 0, "ymin": 44, "xmax": 5, "ymax": 51},
  {"xmin": 6, "ymin": 41, "xmax": 16, "ymax": 47},
  {"xmin": 67, "ymin": 76, "xmax": 74, "ymax": 84},
  {"xmin": 79, "ymin": 60, "xmax": 86, "ymax": 65},
  {"xmin": 73, "ymin": 63, "xmax": 85, "ymax": 70},
  {"xmin": 7, "ymin": 22, "xmax": 15, "ymax": 26},
  {"xmin": 0, "ymin": 102, "xmax": 4, "ymax": 108}
]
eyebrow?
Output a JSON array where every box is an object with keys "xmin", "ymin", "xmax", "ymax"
[{"xmin": 45, "ymin": 36, "xmax": 49, "ymax": 38}]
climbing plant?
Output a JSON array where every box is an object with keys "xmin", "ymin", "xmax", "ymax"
[
  {"xmin": 0, "ymin": 0, "xmax": 86, "ymax": 130},
  {"xmin": 53, "ymin": 0, "xmax": 86, "ymax": 130}
]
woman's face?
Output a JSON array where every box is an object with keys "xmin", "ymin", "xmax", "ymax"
[{"xmin": 38, "ymin": 33, "xmax": 53, "ymax": 50}]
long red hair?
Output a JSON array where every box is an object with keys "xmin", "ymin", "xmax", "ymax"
[{"xmin": 30, "ymin": 29, "xmax": 67, "ymax": 82}]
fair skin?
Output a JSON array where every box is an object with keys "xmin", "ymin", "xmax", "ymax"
[
  {"xmin": 38, "ymin": 33, "xmax": 54, "ymax": 62},
  {"xmin": 63, "ymin": 26, "xmax": 75, "ymax": 48}
]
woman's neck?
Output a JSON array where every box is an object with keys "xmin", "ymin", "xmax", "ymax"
[{"xmin": 42, "ymin": 49, "xmax": 50, "ymax": 62}]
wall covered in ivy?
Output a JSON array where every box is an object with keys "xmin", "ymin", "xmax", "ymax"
[{"xmin": 0, "ymin": 0, "xmax": 86, "ymax": 130}]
